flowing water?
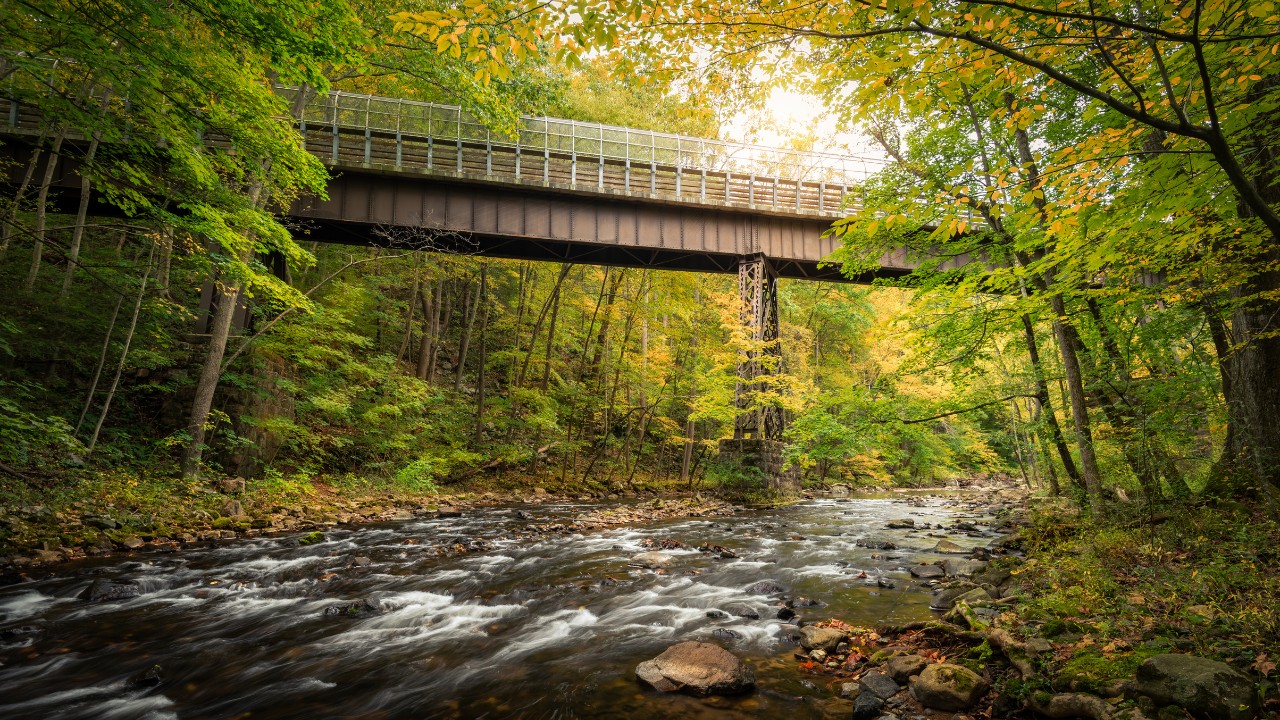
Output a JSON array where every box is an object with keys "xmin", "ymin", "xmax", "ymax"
[{"xmin": 0, "ymin": 493, "xmax": 1003, "ymax": 719}]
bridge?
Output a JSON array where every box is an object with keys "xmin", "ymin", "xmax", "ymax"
[{"xmin": 2, "ymin": 87, "xmax": 953, "ymax": 448}]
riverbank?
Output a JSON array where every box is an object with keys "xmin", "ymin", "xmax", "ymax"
[
  {"xmin": 0, "ymin": 467, "xmax": 765, "ymax": 571},
  {"xmin": 790, "ymin": 498, "xmax": 1280, "ymax": 719}
]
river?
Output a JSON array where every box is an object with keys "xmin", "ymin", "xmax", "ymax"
[{"xmin": 0, "ymin": 493, "xmax": 1003, "ymax": 719}]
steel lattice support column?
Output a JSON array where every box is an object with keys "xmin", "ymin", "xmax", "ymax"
[{"xmin": 735, "ymin": 253, "xmax": 784, "ymax": 441}]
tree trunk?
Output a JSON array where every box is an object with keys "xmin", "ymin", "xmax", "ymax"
[
  {"xmin": 415, "ymin": 280, "xmax": 435, "ymax": 381},
  {"xmin": 88, "ymin": 247, "xmax": 155, "ymax": 452},
  {"xmin": 455, "ymin": 271, "xmax": 480, "ymax": 391},
  {"xmin": 425, "ymin": 279, "xmax": 450, "ymax": 382},
  {"xmin": 541, "ymin": 266, "xmax": 567, "ymax": 390},
  {"xmin": 1047, "ymin": 291, "xmax": 1106, "ymax": 515},
  {"xmin": 76, "ymin": 294, "xmax": 125, "ymax": 434},
  {"xmin": 517, "ymin": 263, "xmax": 571, "ymax": 387},
  {"xmin": 60, "ymin": 126, "xmax": 103, "ymax": 298},
  {"xmin": 397, "ymin": 259, "xmax": 421, "ymax": 364},
  {"xmin": 182, "ymin": 273, "xmax": 242, "ymax": 480},
  {"xmin": 1022, "ymin": 313, "xmax": 1081, "ymax": 487},
  {"xmin": 25, "ymin": 130, "xmax": 65, "ymax": 291},
  {"xmin": 1, "ymin": 128, "xmax": 47, "ymax": 254},
  {"xmin": 473, "ymin": 267, "xmax": 489, "ymax": 445}
]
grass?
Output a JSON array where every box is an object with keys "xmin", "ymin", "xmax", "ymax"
[{"xmin": 1006, "ymin": 499, "xmax": 1280, "ymax": 693}]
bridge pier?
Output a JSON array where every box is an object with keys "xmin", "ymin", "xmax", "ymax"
[
  {"xmin": 720, "ymin": 254, "xmax": 799, "ymax": 492},
  {"xmin": 733, "ymin": 253, "xmax": 783, "ymax": 441}
]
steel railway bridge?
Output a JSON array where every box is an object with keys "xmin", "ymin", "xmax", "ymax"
[{"xmin": 2, "ymin": 87, "xmax": 961, "ymax": 454}]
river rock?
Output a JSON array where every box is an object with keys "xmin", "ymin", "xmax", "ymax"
[
  {"xmin": 323, "ymin": 597, "xmax": 382, "ymax": 618},
  {"xmin": 929, "ymin": 582, "xmax": 979, "ymax": 610},
  {"xmin": 129, "ymin": 664, "xmax": 164, "ymax": 689},
  {"xmin": 953, "ymin": 586, "xmax": 992, "ymax": 603},
  {"xmin": 942, "ymin": 559, "xmax": 988, "ymax": 577},
  {"xmin": 932, "ymin": 539, "xmax": 969, "ymax": 554},
  {"xmin": 777, "ymin": 606, "xmax": 797, "ymax": 621},
  {"xmin": 909, "ymin": 564, "xmax": 945, "ymax": 579},
  {"xmin": 747, "ymin": 581, "xmax": 786, "ymax": 595},
  {"xmin": 729, "ymin": 606, "xmax": 760, "ymax": 619},
  {"xmin": 853, "ymin": 690, "xmax": 886, "ymax": 720},
  {"xmin": 911, "ymin": 663, "xmax": 989, "ymax": 711},
  {"xmin": 436, "ymin": 506, "xmax": 463, "ymax": 518},
  {"xmin": 630, "ymin": 551, "xmax": 675, "ymax": 568},
  {"xmin": 635, "ymin": 641, "xmax": 755, "ymax": 696},
  {"xmin": 799, "ymin": 625, "xmax": 847, "ymax": 652},
  {"xmin": 860, "ymin": 670, "xmax": 901, "ymax": 699},
  {"xmin": 711, "ymin": 628, "xmax": 742, "ymax": 642},
  {"xmin": 79, "ymin": 578, "xmax": 141, "ymax": 602},
  {"xmin": 1134, "ymin": 654, "xmax": 1259, "ymax": 720},
  {"xmin": 216, "ymin": 477, "xmax": 246, "ymax": 494},
  {"xmin": 219, "ymin": 499, "xmax": 244, "ymax": 517},
  {"xmin": 885, "ymin": 654, "xmax": 928, "ymax": 682},
  {"xmin": 887, "ymin": 519, "xmax": 915, "ymax": 529}
]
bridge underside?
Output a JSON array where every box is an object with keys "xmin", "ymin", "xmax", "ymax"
[
  {"xmin": 293, "ymin": 173, "xmax": 916, "ymax": 284},
  {"xmin": 304, "ymin": 216, "xmax": 895, "ymax": 283}
]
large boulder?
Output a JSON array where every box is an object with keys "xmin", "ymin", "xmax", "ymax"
[
  {"xmin": 911, "ymin": 663, "xmax": 989, "ymax": 711},
  {"xmin": 799, "ymin": 625, "xmax": 847, "ymax": 652},
  {"xmin": 635, "ymin": 641, "xmax": 755, "ymax": 696},
  {"xmin": 1134, "ymin": 654, "xmax": 1258, "ymax": 720}
]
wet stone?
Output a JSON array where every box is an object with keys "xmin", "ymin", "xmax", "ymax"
[
  {"xmin": 853, "ymin": 690, "xmax": 886, "ymax": 720},
  {"xmin": 635, "ymin": 641, "xmax": 755, "ymax": 696},
  {"xmin": 79, "ymin": 578, "xmax": 141, "ymax": 602},
  {"xmin": 859, "ymin": 670, "xmax": 901, "ymax": 700},
  {"xmin": 909, "ymin": 564, "xmax": 944, "ymax": 579}
]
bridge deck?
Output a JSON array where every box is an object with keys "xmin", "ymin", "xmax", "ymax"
[{"xmin": 2, "ymin": 88, "xmax": 954, "ymax": 281}]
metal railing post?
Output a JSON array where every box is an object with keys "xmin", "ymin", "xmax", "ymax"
[
  {"xmin": 364, "ymin": 127, "xmax": 372, "ymax": 164},
  {"xmin": 543, "ymin": 120, "xmax": 549, "ymax": 183},
  {"xmin": 515, "ymin": 124, "xmax": 522, "ymax": 179},
  {"xmin": 624, "ymin": 128, "xmax": 631, "ymax": 192},
  {"xmin": 795, "ymin": 180, "xmax": 801, "ymax": 212},
  {"xmin": 649, "ymin": 130, "xmax": 656, "ymax": 195},
  {"xmin": 674, "ymin": 137, "xmax": 682, "ymax": 198},
  {"xmin": 9, "ymin": 95, "xmax": 18, "ymax": 128},
  {"xmin": 749, "ymin": 173, "xmax": 755, "ymax": 205},
  {"xmin": 570, "ymin": 120, "xmax": 577, "ymax": 187},
  {"xmin": 597, "ymin": 124, "xmax": 604, "ymax": 189},
  {"xmin": 772, "ymin": 177, "xmax": 778, "ymax": 209},
  {"xmin": 700, "ymin": 169, "xmax": 706, "ymax": 202},
  {"xmin": 818, "ymin": 182, "xmax": 825, "ymax": 213},
  {"xmin": 455, "ymin": 111, "xmax": 463, "ymax": 173},
  {"xmin": 331, "ymin": 122, "xmax": 339, "ymax": 163},
  {"xmin": 485, "ymin": 128, "xmax": 492, "ymax": 176}
]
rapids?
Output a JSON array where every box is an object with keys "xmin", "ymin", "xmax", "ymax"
[{"xmin": 0, "ymin": 493, "xmax": 1002, "ymax": 719}]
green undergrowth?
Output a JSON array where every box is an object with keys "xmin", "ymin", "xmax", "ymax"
[{"xmin": 1008, "ymin": 500, "xmax": 1280, "ymax": 692}]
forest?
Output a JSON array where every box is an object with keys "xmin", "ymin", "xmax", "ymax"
[{"xmin": 0, "ymin": 0, "xmax": 1277, "ymax": 719}]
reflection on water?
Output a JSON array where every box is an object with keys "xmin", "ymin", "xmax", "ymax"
[{"xmin": 0, "ymin": 494, "xmax": 1003, "ymax": 719}]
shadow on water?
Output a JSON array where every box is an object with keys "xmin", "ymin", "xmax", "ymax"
[{"xmin": 0, "ymin": 493, "xmax": 1003, "ymax": 719}]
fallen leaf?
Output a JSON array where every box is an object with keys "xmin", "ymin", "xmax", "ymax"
[{"xmin": 1252, "ymin": 654, "xmax": 1276, "ymax": 677}]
